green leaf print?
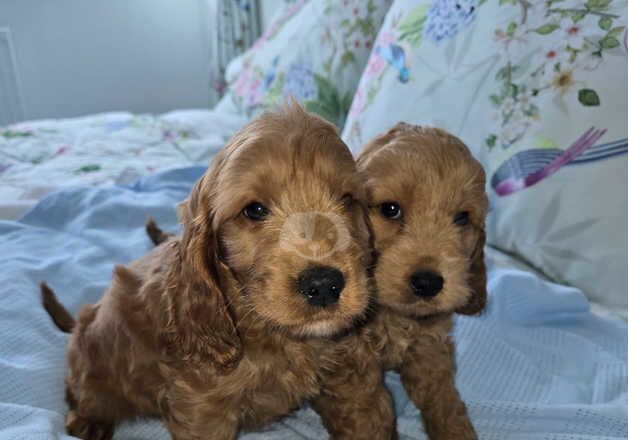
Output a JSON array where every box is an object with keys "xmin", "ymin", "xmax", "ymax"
[
  {"xmin": 304, "ymin": 74, "xmax": 351, "ymax": 129},
  {"xmin": 608, "ymin": 26, "xmax": 626, "ymax": 37},
  {"xmin": 341, "ymin": 51, "xmax": 356, "ymax": 66},
  {"xmin": 76, "ymin": 164, "xmax": 101, "ymax": 174},
  {"xmin": 398, "ymin": 5, "xmax": 428, "ymax": 47},
  {"xmin": 598, "ymin": 17, "xmax": 612, "ymax": 30},
  {"xmin": 507, "ymin": 22, "xmax": 517, "ymax": 36},
  {"xmin": 599, "ymin": 35, "xmax": 620, "ymax": 49},
  {"xmin": 578, "ymin": 89, "xmax": 601, "ymax": 106},
  {"xmin": 534, "ymin": 24, "xmax": 560, "ymax": 35},
  {"xmin": 571, "ymin": 11, "xmax": 587, "ymax": 22},
  {"xmin": 486, "ymin": 134, "xmax": 497, "ymax": 149},
  {"xmin": 357, "ymin": 18, "xmax": 375, "ymax": 37},
  {"xmin": 586, "ymin": 0, "xmax": 611, "ymax": 10},
  {"xmin": 262, "ymin": 72, "xmax": 285, "ymax": 107},
  {"xmin": 2, "ymin": 130, "xmax": 32, "ymax": 139}
]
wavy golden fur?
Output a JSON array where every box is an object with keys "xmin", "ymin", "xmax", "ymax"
[
  {"xmin": 358, "ymin": 123, "xmax": 488, "ymax": 440},
  {"xmin": 41, "ymin": 103, "xmax": 396, "ymax": 440}
]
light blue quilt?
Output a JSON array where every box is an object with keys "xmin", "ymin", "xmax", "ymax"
[{"xmin": 1, "ymin": 167, "xmax": 627, "ymax": 440}]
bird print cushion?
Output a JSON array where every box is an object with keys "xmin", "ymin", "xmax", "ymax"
[
  {"xmin": 343, "ymin": 0, "xmax": 628, "ymax": 314},
  {"xmin": 223, "ymin": 0, "xmax": 392, "ymax": 129}
]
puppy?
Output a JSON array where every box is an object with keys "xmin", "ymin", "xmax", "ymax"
[
  {"xmin": 41, "ymin": 103, "xmax": 396, "ymax": 440},
  {"xmin": 357, "ymin": 123, "xmax": 488, "ymax": 439}
]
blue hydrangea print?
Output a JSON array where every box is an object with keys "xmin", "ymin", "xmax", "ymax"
[
  {"xmin": 423, "ymin": 0, "xmax": 478, "ymax": 44},
  {"xmin": 283, "ymin": 63, "xmax": 318, "ymax": 101}
]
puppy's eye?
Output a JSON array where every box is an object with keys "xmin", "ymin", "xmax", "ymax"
[
  {"xmin": 242, "ymin": 202, "xmax": 269, "ymax": 221},
  {"xmin": 380, "ymin": 202, "xmax": 402, "ymax": 220},
  {"xmin": 453, "ymin": 211, "xmax": 470, "ymax": 226}
]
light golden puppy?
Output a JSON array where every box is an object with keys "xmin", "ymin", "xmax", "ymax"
[
  {"xmin": 41, "ymin": 103, "xmax": 395, "ymax": 440},
  {"xmin": 358, "ymin": 123, "xmax": 488, "ymax": 440}
]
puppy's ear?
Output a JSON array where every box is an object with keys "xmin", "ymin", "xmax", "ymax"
[
  {"xmin": 457, "ymin": 228, "xmax": 487, "ymax": 315},
  {"xmin": 163, "ymin": 176, "xmax": 242, "ymax": 373}
]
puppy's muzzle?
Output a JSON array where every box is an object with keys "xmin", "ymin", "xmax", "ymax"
[
  {"xmin": 410, "ymin": 270, "xmax": 444, "ymax": 298},
  {"xmin": 297, "ymin": 266, "xmax": 345, "ymax": 307}
]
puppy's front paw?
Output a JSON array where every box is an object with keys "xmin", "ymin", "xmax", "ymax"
[{"xmin": 66, "ymin": 410, "xmax": 114, "ymax": 440}]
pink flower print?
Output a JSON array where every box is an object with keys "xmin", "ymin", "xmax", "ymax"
[
  {"xmin": 212, "ymin": 77, "xmax": 227, "ymax": 95},
  {"xmin": 377, "ymin": 31, "xmax": 395, "ymax": 47},
  {"xmin": 163, "ymin": 129, "xmax": 176, "ymax": 141},
  {"xmin": 233, "ymin": 70, "xmax": 252, "ymax": 97},
  {"xmin": 560, "ymin": 18, "xmax": 584, "ymax": 49},
  {"xmin": 248, "ymin": 77, "xmax": 261, "ymax": 94},
  {"xmin": 347, "ymin": 86, "xmax": 365, "ymax": 121},
  {"xmin": 55, "ymin": 145, "xmax": 69, "ymax": 155},
  {"xmin": 252, "ymin": 0, "xmax": 307, "ymax": 48},
  {"xmin": 545, "ymin": 49, "xmax": 558, "ymax": 61},
  {"xmin": 366, "ymin": 53, "xmax": 386, "ymax": 76},
  {"xmin": 246, "ymin": 78, "xmax": 264, "ymax": 108},
  {"xmin": 366, "ymin": 31, "xmax": 395, "ymax": 77}
]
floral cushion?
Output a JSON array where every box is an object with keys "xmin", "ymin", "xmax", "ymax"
[
  {"xmin": 343, "ymin": 0, "xmax": 628, "ymax": 312},
  {"xmin": 224, "ymin": 0, "xmax": 392, "ymax": 129}
]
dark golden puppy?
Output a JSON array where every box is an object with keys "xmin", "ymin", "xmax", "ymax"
[
  {"xmin": 41, "ymin": 103, "xmax": 395, "ymax": 440},
  {"xmin": 357, "ymin": 123, "xmax": 488, "ymax": 440}
]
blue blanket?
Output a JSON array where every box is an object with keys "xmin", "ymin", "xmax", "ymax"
[{"xmin": 1, "ymin": 167, "xmax": 627, "ymax": 439}]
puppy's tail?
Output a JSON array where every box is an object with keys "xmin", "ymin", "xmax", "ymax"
[
  {"xmin": 145, "ymin": 217, "xmax": 172, "ymax": 246},
  {"xmin": 40, "ymin": 282, "xmax": 75, "ymax": 333}
]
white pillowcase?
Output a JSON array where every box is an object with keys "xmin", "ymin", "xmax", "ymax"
[{"xmin": 343, "ymin": 0, "xmax": 628, "ymax": 312}]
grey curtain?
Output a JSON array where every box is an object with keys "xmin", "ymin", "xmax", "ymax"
[{"xmin": 208, "ymin": 0, "xmax": 262, "ymax": 104}]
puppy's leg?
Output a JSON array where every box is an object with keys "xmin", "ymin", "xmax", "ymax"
[
  {"xmin": 164, "ymin": 417, "xmax": 237, "ymax": 440},
  {"xmin": 65, "ymin": 387, "xmax": 115, "ymax": 440},
  {"xmin": 400, "ymin": 342, "xmax": 476, "ymax": 440},
  {"xmin": 312, "ymin": 346, "xmax": 397, "ymax": 440},
  {"xmin": 163, "ymin": 390, "xmax": 239, "ymax": 440}
]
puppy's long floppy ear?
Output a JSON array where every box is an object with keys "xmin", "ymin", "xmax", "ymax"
[
  {"xmin": 163, "ymin": 174, "xmax": 242, "ymax": 372},
  {"xmin": 457, "ymin": 227, "xmax": 487, "ymax": 315}
]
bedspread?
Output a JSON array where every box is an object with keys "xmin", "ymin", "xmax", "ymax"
[{"xmin": 1, "ymin": 167, "xmax": 627, "ymax": 439}]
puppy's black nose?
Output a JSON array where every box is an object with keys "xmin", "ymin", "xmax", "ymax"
[
  {"xmin": 297, "ymin": 266, "xmax": 345, "ymax": 307},
  {"xmin": 410, "ymin": 271, "xmax": 444, "ymax": 298}
]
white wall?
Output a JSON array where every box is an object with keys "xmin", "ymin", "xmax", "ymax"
[{"xmin": 0, "ymin": 0, "xmax": 211, "ymax": 123}]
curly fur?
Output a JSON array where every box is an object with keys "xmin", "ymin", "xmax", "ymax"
[
  {"xmin": 41, "ymin": 103, "xmax": 396, "ymax": 440},
  {"xmin": 357, "ymin": 123, "xmax": 488, "ymax": 440}
]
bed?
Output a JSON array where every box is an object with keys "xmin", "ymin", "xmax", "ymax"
[
  {"xmin": 2, "ymin": 0, "xmax": 628, "ymax": 438},
  {"xmin": 1, "ymin": 167, "xmax": 627, "ymax": 439}
]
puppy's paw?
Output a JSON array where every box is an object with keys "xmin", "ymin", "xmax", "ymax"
[{"xmin": 66, "ymin": 410, "xmax": 114, "ymax": 440}]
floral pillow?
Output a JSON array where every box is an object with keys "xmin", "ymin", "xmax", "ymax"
[
  {"xmin": 224, "ymin": 0, "xmax": 392, "ymax": 129},
  {"xmin": 343, "ymin": 0, "xmax": 628, "ymax": 314}
]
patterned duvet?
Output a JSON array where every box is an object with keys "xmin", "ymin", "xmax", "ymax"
[{"xmin": 0, "ymin": 107, "xmax": 247, "ymax": 219}]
